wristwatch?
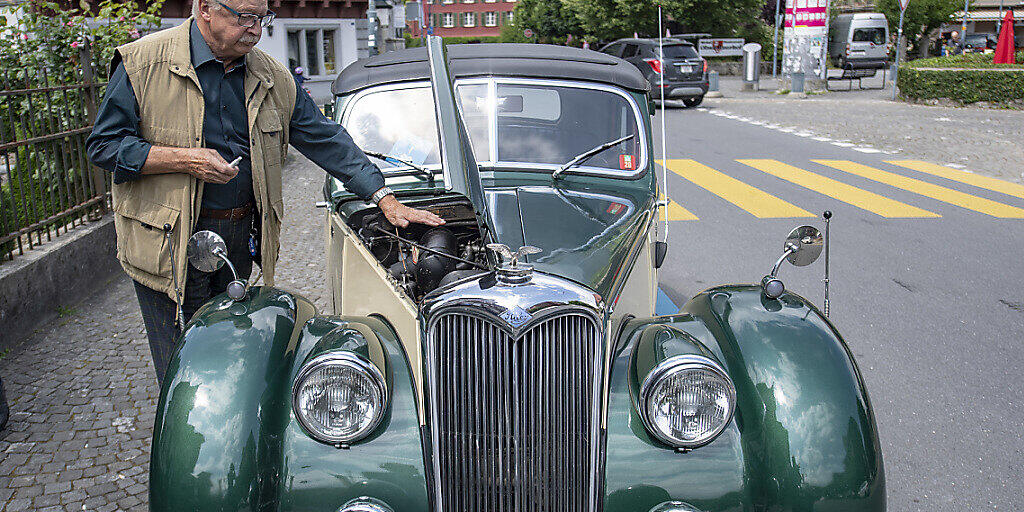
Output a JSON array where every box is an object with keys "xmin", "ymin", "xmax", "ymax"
[{"xmin": 370, "ymin": 186, "xmax": 393, "ymax": 206}]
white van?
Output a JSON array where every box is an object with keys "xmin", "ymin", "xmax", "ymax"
[{"xmin": 829, "ymin": 13, "xmax": 891, "ymax": 69}]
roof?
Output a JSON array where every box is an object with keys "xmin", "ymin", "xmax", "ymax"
[{"xmin": 332, "ymin": 43, "xmax": 650, "ymax": 95}]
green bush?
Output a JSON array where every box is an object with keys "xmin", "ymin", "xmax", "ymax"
[
  {"xmin": 907, "ymin": 51, "xmax": 1024, "ymax": 69},
  {"xmin": 898, "ymin": 67, "xmax": 1024, "ymax": 105},
  {"xmin": 898, "ymin": 51, "xmax": 1024, "ymax": 105}
]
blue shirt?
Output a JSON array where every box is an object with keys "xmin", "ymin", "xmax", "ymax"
[{"xmin": 86, "ymin": 21, "xmax": 385, "ymax": 208}]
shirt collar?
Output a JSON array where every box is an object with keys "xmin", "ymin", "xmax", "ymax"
[{"xmin": 190, "ymin": 19, "xmax": 245, "ymax": 71}]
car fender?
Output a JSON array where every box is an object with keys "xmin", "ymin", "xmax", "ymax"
[
  {"xmin": 149, "ymin": 287, "xmax": 428, "ymax": 512},
  {"xmin": 604, "ymin": 285, "xmax": 885, "ymax": 512}
]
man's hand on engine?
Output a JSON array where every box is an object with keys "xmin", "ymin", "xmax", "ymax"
[{"xmin": 378, "ymin": 195, "xmax": 445, "ymax": 228}]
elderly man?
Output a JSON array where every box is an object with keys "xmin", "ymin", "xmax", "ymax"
[{"xmin": 86, "ymin": 0, "xmax": 443, "ymax": 384}]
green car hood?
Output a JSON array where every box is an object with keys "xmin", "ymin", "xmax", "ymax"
[{"xmin": 483, "ymin": 175, "xmax": 655, "ymax": 300}]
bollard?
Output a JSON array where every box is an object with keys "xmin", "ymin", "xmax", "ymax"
[
  {"xmin": 706, "ymin": 69, "xmax": 723, "ymax": 98},
  {"xmin": 791, "ymin": 71, "xmax": 805, "ymax": 93},
  {"xmin": 742, "ymin": 43, "xmax": 762, "ymax": 91}
]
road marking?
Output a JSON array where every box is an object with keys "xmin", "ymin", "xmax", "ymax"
[
  {"xmin": 661, "ymin": 159, "xmax": 814, "ymax": 218},
  {"xmin": 658, "ymin": 193, "xmax": 699, "ymax": 221},
  {"xmin": 831, "ymin": 142, "xmax": 855, "ymax": 147},
  {"xmin": 740, "ymin": 159, "xmax": 940, "ymax": 218},
  {"xmin": 853, "ymin": 147, "xmax": 883, "ymax": 154},
  {"xmin": 888, "ymin": 160, "xmax": 1024, "ymax": 201},
  {"xmin": 816, "ymin": 160, "xmax": 1024, "ymax": 218}
]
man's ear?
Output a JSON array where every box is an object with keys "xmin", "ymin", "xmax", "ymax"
[{"xmin": 198, "ymin": 0, "xmax": 214, "ymax": 22}]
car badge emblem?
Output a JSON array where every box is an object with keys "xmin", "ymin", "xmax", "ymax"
[
  {"xmin": 500, "ymin": 305, "xmax": 532, "ymax": 328},
  {"xmin": 486, "ymin": 244, "xmax": 542, "ymax": 285}
]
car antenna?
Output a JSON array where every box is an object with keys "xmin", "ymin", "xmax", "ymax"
[
  {"xmin": 823, "ymin": 210, "xmax": 832, "ymax": 317},
  {"xmin": 657, "ymin": 2, "xmax": 670, "ymax": 251}
]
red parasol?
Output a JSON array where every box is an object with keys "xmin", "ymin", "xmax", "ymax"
[{"xmin": 993, "ymin": 10, "xmax": 1016, "ymax": 64}]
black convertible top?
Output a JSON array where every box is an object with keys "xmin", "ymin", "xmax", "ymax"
[{"xmin": 332, "ymin": 43, "xmax": 650, "ymax": 95}]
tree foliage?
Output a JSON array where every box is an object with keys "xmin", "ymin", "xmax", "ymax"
[
  {"xmin": 876, "ymin": 0, "xmax": 964, "ymax": 56},
  {"xmin": 506, "ymin": 0, "xmax": 771, "ymax": 47}
]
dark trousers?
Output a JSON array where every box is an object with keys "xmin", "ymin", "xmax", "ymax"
[{"xmin": 133, "ymin": 213, "xmax": 254, "ymax": 384}]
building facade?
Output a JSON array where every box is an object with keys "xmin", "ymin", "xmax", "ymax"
[{"xmin": 410, "ymin": 0, "xmax": 516, "ymax": 39}]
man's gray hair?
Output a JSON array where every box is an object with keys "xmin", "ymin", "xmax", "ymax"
[{"xmin": 192, "ymin": 0, "xmax": 220, "ymax": 17}]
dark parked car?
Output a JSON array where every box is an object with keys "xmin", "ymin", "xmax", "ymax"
[
  {"xmin": 600, "ymin": 38, "xmax": 709, "ymax": 107},
  {"xmin": 963, "ymin": 33, "xmax": 997, "ymax": 53}
]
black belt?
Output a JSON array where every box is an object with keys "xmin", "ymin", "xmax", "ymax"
[{"xmin": 199, "ymin": 202, "xmax": 253, "ymax": 220}]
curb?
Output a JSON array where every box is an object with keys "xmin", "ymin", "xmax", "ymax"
[{"xmin": 0, "ymin": 215, "xmax": 120, "ymax": 351}]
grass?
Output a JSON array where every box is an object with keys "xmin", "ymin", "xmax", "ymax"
[
  {"xmin": 56, "ymin": 305, "xmax": 77, "ymax": 317},
  {"xmin": 907, "ymin": 51, "xmax": 1024, "ymax": 70}
]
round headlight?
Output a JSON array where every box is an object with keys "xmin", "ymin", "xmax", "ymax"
[
  {"xmin": 639, "ymin": 355, "xmax": 736, "ymax": 449},
  {"xmin": 292, "ymin": 352, "xmax": 387, "ymax": 444}
]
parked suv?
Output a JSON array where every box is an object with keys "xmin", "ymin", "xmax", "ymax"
[
  {"xmin": 600, "ymin": 38, "xmax": 709, "ymax": 107},
  {"xmin": 963, "ymin": 33, "xmax": 997, "ymax": 53}
]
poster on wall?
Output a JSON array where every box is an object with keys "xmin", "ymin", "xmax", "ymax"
[{"xmin": 782, "ymin": 0, "xmax": 830, "ymax": 79}]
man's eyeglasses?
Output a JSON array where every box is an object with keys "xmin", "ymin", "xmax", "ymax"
[{"xmin": 217, "ymin": 2, "xmax": 275, "ymax": 28}]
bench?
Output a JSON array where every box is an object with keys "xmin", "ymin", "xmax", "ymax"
[{"xmin": 826, "ymin": 66, "xmax": 888, "ymax": 91}]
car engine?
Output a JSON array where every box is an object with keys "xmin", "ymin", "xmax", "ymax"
[{"xmin": 347, "ymin": 197, "xmax": 489, "ymax": 301}]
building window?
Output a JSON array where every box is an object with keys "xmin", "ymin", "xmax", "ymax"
[
  {"xmin": 485, "ymin": 0, "xmax": 497, "ymax": 2},
  {"xmin": 442, "ymin": 12, "xmax": 454, "ymax": 27},
  {"xmin": 462, "ymin": 12, "xmax": 475, "ymax": 27},
  {"xmin": 287, "ymin": 28, "xmax": 337, "ymax": 77},
  {"xmin": 442, "ymin": 0, "xmax": 453, "ymax": 4},
  {"xmin": 484, "ymin": 11, "xmax": 497, "ymax": 26},
  {"xmin": 462, "ymin": 0, "xmax": 475, "ymax": 3},
  {"xmin": 505, "ymin": 10, "xmax": 513, "ymax": 23}
]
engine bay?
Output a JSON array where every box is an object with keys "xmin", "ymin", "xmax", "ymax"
[{"xmin": 346, "ymin": 196, "xmax": 489, "ymax": 301}]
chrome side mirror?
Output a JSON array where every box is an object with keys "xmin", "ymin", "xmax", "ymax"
[
  {"xmin": 187, "ymin": 230, "xmax": 247, "ymax": 301},
  {"xmin": 761, "ymin": 225, "xmax": 823, "ymax": 300}
]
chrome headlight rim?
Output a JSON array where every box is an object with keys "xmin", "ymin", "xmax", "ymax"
[
  {"xmin": 291, "ymin": 351, "xmax": 388, "ymax": 445},
  {"xmin": 639, "ymin": 354, "xmax": 736, "ymax": 449}
]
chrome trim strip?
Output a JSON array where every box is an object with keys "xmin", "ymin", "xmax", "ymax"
[{"xmin": 637, "ymin": 354, "xmax": 737, "ymax": 449}]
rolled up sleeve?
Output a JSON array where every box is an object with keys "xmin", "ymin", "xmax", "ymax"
[
  {"xmin": 287, "ymin": 77, "xmax": 385, "ymax": 201},
  {"xmin": 85, "ymin": 63, "xmax": 152, "ymax": 184}
]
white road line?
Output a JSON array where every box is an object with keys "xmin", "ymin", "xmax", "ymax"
[
  {"xmin": 832, "ymin": 142, "xmax": 855, "ymax": 147},
  {"xmin": 853, "ymin": 147, "xmax": 883, "ymax": 153},
  {"xmin": 701, "ymin": 109, "xmax": 899, "ymax": 156},
  {"xmin": 812, "ymin": 136, "xmax": 832, "ymax": 142}
]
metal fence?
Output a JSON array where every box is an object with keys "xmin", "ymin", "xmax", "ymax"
[{"xmin": 0, "ymin": 45, "xmax": 110, "ymax": 263}]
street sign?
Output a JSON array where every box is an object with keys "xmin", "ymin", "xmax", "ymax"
[
  {"xmin": 523, "ymin": 28, "xmax": 534, "ymax": 38},
  {"xmin": 899, "ymin": 0, "xmax": 910, "ymax": 10},
  {"xmin": 697, "ymin": 38, "xmax": 745, "ymax": 57}
]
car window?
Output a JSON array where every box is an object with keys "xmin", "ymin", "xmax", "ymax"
[
  {"xmin": 852, "ymin": 28, "xmax": 886, "ymax": 44},
  {"xmin": 621, "ymin": 44, "xmax": 640, "ymax": 58},
  {"xmin": 659, "ymin": 44, "xmax": 699, "ymax": 59},
  {"xmin": 601, "ymin": 43, "xmax": 622, "ymax": 57}
]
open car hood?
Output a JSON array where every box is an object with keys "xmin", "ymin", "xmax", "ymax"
[{"xmin": 426, "ymin": 36, "xmax": 493, "ymax": 238}]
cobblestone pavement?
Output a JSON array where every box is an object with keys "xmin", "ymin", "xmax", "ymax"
[
  {"xmin": 0, "ymin": 152, "xmax": 330, "ymax": 511},
  {"xmin": 701, "ymin": 76, "xmax": 1024, "ymax": 183}
]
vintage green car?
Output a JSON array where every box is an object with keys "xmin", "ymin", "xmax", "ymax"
[{"xmin": 150, "ymin": 38, "xmax": 884, "ymax": 511}]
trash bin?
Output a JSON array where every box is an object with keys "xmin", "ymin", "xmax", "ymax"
[{"xmin": 742, "ymin": 42, "xmax": 762, "ymax": 91}]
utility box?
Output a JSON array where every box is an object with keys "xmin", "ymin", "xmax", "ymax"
[{"xmin": 742, "ymin": 42, "xmax": 762, "ymax": 91}]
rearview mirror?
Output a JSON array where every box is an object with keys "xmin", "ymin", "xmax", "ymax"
[{"xmin": 187, "ymin": 230, "xmax": 248, "ymax": 300}]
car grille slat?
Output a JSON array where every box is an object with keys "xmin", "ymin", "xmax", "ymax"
[{"xmin": 430, "ymin": 311, "xmax": 600, "ymax": 512}]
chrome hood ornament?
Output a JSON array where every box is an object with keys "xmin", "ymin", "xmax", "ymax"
[{"xmin": 486, "ymin": 244, "xmax": 542, "ymax": 285}]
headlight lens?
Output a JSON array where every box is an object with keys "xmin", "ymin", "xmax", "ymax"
[
  {"xmin": 640, "ymin": 355, "xmax": 736, "ymax": 449},
  {"xmin": 292, "ymin": 352, "xmax": 387, "ymax": 444}
]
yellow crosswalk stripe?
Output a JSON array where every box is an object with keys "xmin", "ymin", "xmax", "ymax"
[
  {"xmin": 816, "ymin": 160, "xmax": 1024, "ymax": 219},
  {"xmin": 887, "ymin": 160, "xmax": 1024, "ymax": 200},
  {"xmin": 740, "ymin": 159, "xmax": 940, "ymax": 218},
  {"xmin": 658, "ymin": 194, "xmax": 699, "ymax": 221},
  {"xmin": 661, "ymin": 159, "xmax": 813, "ymax": 218}
]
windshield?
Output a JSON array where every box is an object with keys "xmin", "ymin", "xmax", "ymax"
[
  {"xmin": 852, "ymin": 28, "xmax": 886, "ymax": 44},
  {"xmin": 343, "ymin": 79, "xmax": 645, "ymax": 178}
]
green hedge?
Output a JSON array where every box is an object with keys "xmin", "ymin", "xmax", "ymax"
[{"xmin": 898, "ymin": 52, "xmax": 1024, "ymax": 105}]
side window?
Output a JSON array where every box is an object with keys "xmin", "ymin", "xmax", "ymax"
[
  {"xmin": 622, "ymin": 44, "xmax": 640, "ymax": 58},
  {"xmin": 602, "ymin": 43, "xmax": 622, "ymax": 57}
]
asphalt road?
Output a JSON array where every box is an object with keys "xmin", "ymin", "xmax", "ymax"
[{"xmin": 652, "ymin": 104, "xmax": 1024, "ymax": 511}]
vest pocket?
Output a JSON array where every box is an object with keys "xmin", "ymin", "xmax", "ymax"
[
  {"xmin": 114, "ymin": 201, "xmax": 181, "ymax": 278},
  {"xmin": 257, "ymin": 110, "xmax": 283, "ymax": 168}
]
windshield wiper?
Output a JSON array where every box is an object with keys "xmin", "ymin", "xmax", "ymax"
[
  {"xmin": 364, "ymin": 150, "xmax": 435, "ymax": 184},
  {"xmin": 552, "ymin": 134, "xmax": 636, "ymax": 179}
]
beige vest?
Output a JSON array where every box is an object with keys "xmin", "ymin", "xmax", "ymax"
[{"xmin": 111, "ymin": 19, "xmax": 296, "ymax": 301}]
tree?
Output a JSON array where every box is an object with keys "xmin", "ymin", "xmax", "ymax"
[
  {"xmin": 507, "ymin": 0, "xmax": 584, "ymax": 44},
  {"xmin": 876, "ymin": 0, "xmax": 965, "ymax": 57},
  {"xmin": 560, "ymin": 0, "xmax": 657, "ymax": 42}
]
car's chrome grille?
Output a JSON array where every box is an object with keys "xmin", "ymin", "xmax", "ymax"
[{"xmin": 428, "ymin": 311, "xmax": 601, "ymax": 511}]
